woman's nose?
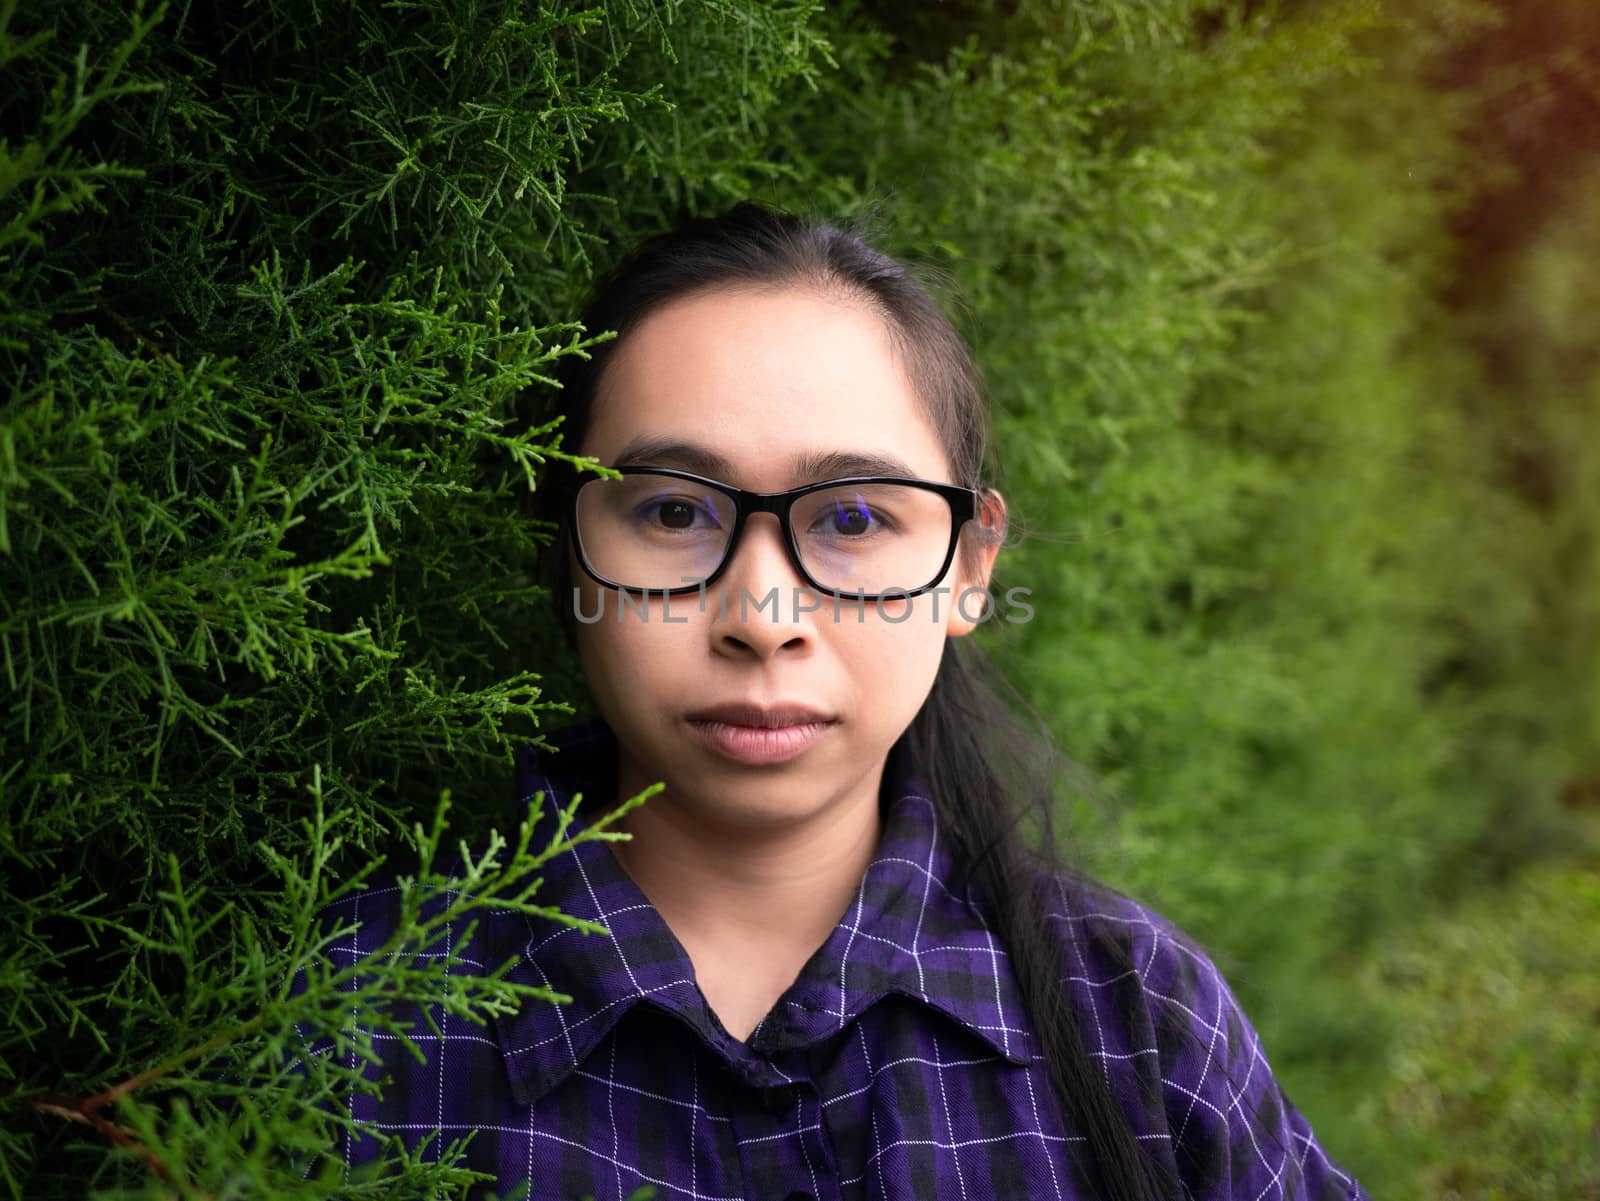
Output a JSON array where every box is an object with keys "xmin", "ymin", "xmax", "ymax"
[{"xmin": 712, "ymin": 513, "xmax": 813, "ymax": 632}]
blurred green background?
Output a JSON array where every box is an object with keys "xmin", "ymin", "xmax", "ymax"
[{"xmin": 3, "ymin": 0, "xmax": 1596, "ymax": 1195}]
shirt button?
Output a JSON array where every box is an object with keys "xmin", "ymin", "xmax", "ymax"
[{"xmin": 759, "ymin": 1085, "xmax": 790, "ymax": 1114}]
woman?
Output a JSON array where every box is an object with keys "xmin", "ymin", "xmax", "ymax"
[{"xmin": 320, "ymin": 202, "xmax": 1369, "ymax": 1200}]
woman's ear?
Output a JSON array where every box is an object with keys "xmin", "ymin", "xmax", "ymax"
[{"xmin": 945, "ymin": 488, "xmax": 1006, "ymax": 639}]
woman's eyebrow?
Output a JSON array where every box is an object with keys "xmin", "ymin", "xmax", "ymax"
[{"xmin": 610, "ymin": 437, "xmax": 919, "ymax": 484}]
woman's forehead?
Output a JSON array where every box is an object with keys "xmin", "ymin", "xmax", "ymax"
[{"xmin": 583, "ymin": 288, "xmax": 951, "ymax": 483}]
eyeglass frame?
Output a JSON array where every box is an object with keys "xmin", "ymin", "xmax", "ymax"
[{"xmin": 568, "ymin": 466, "xmax": 982, "ymax": 601}]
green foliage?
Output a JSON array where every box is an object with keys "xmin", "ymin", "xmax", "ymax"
[
  {"xmin": 1, "ymin": 0, "xmax": 825, "ymax": 1193},
  {"xmin": 759, "ymin": 0, "xmax": 1599, "ymax": 1184},
  {"xmin": 6, "ymin": 762, "xmax": 658, "ymax": 1198},
  {"xmin": 1359, "ymin": 849, "xmax": 1600, "ymax": 1198}
]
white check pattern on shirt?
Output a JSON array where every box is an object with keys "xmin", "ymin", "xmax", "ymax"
[{"xmin": 299, "ymin": 724, "xmax": 1368, "ymax": 1201}]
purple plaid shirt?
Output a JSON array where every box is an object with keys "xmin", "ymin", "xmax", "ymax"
[{"xmin": 318, "ymin": 719, "xmax": 1367, "ymax": 1200}]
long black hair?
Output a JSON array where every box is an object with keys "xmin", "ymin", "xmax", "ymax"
[{"xmin": 527, "ymin": 201, "xmax": 1180, "ymax": 1201}]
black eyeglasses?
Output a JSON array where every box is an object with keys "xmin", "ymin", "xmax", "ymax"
[{"xmin": 570, "ymin": 467, "xmax": 980, "ymax": 600}]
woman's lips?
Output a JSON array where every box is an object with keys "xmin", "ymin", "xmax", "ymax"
[{"xmin": 685, "ymin": 717, "xmax": 836, "ymax": 766}]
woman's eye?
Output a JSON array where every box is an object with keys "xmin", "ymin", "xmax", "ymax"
[
  {"xmin": 816, "ymin": 495, "xmax": 887, "ymax": 537},
  {"xmin": 638, "ymin": 494, "xmax": 722, "ymax": 531}
]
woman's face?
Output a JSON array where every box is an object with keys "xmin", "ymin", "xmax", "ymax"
[{"xmin": 571, "ymin": 284, "xmax": 1001, "ymax": 833}]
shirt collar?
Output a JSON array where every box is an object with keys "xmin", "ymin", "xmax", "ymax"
[{"xmin": 488, "ymin": 718, "xmax": 1035, "ymax": 1106}]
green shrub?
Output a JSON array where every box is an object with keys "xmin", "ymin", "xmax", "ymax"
[
  {"xmin": 1, "ymin": 2, "xmax": 828, "ymax": 1194},
  {"xmin": 1360, "ymin": 852, "xmax": 1600, "ymax": 1197}
]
